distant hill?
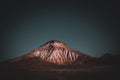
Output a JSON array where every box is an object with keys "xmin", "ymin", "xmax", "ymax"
[{"xmin": 95, "ymin": 53, "xmax": 120, "ymax": 65}]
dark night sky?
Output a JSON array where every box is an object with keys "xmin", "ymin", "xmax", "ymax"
[{"xmin": 0, "ymin": 0, "xmax": 120, "ymax": 61}]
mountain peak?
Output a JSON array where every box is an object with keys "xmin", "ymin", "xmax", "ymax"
[
  {"xmin": 43, "ymin": 40, "xmax": 67, "ymax": 47},
  {"xmin": 10, "ymin": 40, "xmax": 92, "ymax": 65},
  {"xmin": 47, "ymin": 40, "xmax": 64, "ymax": 43}
]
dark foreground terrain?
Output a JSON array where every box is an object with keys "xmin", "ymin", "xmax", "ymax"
[
  {"xmin": 0, "ymin": 63, "xmax": 120, "ymax": 80},
  {"xmin": 0, "ymin": 53, "xmax": 120, "ymax": 80}
]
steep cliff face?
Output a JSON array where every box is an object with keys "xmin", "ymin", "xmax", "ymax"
[{"xmin": 10, "ymin": 40, "xmax": 92, "ymax": 65}]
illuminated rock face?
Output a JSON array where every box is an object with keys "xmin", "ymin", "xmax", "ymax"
[
  {"xmin": 12, "ymin": 40, "xmax": 90, "ymax": 65},
  {"xmin": 28, "ymin": 40, "xmax": 79, "ymax": 65}
]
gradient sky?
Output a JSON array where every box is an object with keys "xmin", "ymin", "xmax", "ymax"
[{"xmin": 0, "ymin": 0, "xmax": 120, "ymax": 61}]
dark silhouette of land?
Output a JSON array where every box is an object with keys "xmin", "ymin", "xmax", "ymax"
[{"xmin": 0, "ymin": 54, "xmax": 120, "ymax": 80}]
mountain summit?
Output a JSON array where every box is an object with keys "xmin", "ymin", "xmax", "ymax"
[{"xmin": 10, "ymin": 40, "xmax": 92, "ymax": 65}]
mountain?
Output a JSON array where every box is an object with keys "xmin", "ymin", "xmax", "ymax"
[
  {"xmin": 96, "ymin": 53, "xmax": 120, "ymax": 65},
  {"xmin": 0, "ymin": 40, "xmax": 120, "ymax": 80},
  {"xmin": 8, "ymin": 40, "xmax": 93, "ymax": 65}
]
